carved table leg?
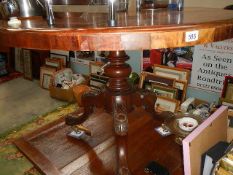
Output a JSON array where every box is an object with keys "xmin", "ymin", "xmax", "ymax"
[
  {"xmin": 65, "ymin": 50, "xmax": 157, "ymax": 126},
  {"xmin": 65, "ymin": 90, "xmax": 104, "ymax": 126}
]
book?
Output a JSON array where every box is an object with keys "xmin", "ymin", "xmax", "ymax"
[
  {"xmin": 216, "ymin": 167, "xmax": 233, "ymax": 175},
  {"xmin": 201, "ymin": 141, "xmax": 229, "ymax": 175},
  {"xmin": 227, "ymin": 152, "xmax": 233, "ymax": 161},
  {"xmin": 220, "ymin": 157, "xmax": 233, "ymax": 172}
]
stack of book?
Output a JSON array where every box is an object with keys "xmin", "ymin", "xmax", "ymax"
[
  {"xmin": 216, "ymin": 151, "xmax": 233, "ymax": 175},
  {"xmin": 201, "ymin": 141, "xmax": 229, "ymax": 175},
  {"xmin": 204, "ymin": 142, "xmax": 233, "ymax": 175}
]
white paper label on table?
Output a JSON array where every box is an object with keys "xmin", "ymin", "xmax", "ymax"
[{"xmin": 185, "ymin": 31, "xmax": 199, "ymax": 42}]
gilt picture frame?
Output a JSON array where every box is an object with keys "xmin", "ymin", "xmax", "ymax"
[
  {"xmin": 222, "ymin": 76, "xmax": 233, "ymax": 101},
  {"xmin": 153, "ymin": 64, "xmax": 190, "ymax": 82},
  {"xmin": 155, "ymin": 96, "xmax": 180, "ymax": 113},
  {"xmin": 50, "ymin": 53, "xmax": 68, "ymax": 67},
  {"xmin": 174, "ymin": 80, "xmax": 188, "ymax": 102},
  {"xmin": 139, "ymin": 71, "xmax": 175, "ymax": 89},
  {"xmin": 40, "ymin": 66, "xmax": 56, "ymax": 89},
  {"xmin": 42, "ymin": 74, "xmax": 52, "ymax": 89},
  {"xmin": 45, "ymin": 58, "xmax": 63, "ymax": 70},
  {"xmin": 152, "ymin": 83, "xmax": 178, "ymax": 99}
]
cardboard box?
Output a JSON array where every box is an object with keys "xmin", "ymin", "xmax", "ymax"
[{"xmin": 49, "ymin": 86, "xmax": 75, "ymax": 102}]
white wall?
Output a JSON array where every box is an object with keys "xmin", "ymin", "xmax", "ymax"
[{"xmin": 185, "ymin": 0, "xmax": 232, "ymax": 8}]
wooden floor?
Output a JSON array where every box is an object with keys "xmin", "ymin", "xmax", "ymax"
[{"xmin": 15, "ymin": 108, "xmax": 184, "ymax": 175}]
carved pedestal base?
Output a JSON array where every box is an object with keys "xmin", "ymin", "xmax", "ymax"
[{"xmin": 65, "ymin": 50, "xmax": 157, "ymax": 126}]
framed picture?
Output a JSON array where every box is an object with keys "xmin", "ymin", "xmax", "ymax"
[
  {"xmin": 152, "ymin": 83, "xmax": 178, "ymax": 99},
  {"xmin": 45, "ymin": 58, "xmax": 63, "ymax": 70},
  {"xmin": 50, "ymin": 53, "xmax": 68, "ymax": 67},
  {"xmin": 42, "ymin": 74, "xmax": 52, "ymax": 89},
  {"xmin": 219, "ymin": 97, "xmax": 233, "ymax": 108},
  {"xmin": 76, "ymin": 51, "xmax": 95, "ymax": 65},
  {"xmin": 89, "ymin": 73, "xmax": 109, "ymax": 90},
  {"xmin": 89, "ymin": 61, "xmax": 104, "ymax": 74},
  {"xmin": 14, "ymin": 48, "xmax": 24, "ymax": 73},
  {"xmin": 155, "ymin": 96, "xmax": 180, "ymax": 113},
  {"xmin": 174, "ymin": 80, "xmax": 188, "ymax": 102},
  {"xmin": 153, "ymin": 64, "xmax": 190, "ymax": 82},
  {"xmin": 222, "ymin": 76, "xmax": 233, "ymax": 101},
  {"xmin": 40, "ymin": 66, "xmax": 57, "ymax": 89},
  {"xmin": 139, "ymin": 71, "xmax": 175, "ymax": 89},
  {"xmin": 23, "ymin": 49, "xmax": 33, "ymax": 80}
]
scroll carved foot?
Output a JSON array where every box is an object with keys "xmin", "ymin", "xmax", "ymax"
[{"xmin": 65, "ymin": 90, "xmax": 104, "ymax": 126}]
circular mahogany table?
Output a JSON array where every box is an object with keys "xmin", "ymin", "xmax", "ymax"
[
  {"xmin": 0, "ymin": 8, "xmax": 233, "ymax": 51},
  {"xmin": 2, "ymin": 8, "xmax": 232, "ymax": 114},
  {"xmin": 2, "ymin": 7, "xmax": 233, "ymax": 175}
]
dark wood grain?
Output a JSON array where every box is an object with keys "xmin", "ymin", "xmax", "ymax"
[
  {"xmin": 14, "ymin": 108, "xmax": 183, "ymax": 175},
  {"xmin": 14, "ymin": 139, "xmax": 61, "ymax": 175},
  {"xmin": 0, "ymin": 8, "xmax": 233, "ymax": 51}
]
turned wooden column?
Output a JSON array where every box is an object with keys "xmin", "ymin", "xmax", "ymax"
[{"xmin": 104, "ymin": 51, "xmax": 134, "ymax": 113}]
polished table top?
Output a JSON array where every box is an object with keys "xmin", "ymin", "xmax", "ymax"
[{"xmin": 0, "ymin": 8, "xmax": 233, "ymax": 51}]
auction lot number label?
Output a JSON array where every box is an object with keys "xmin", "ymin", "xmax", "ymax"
[{"xmin": 185, "ymin": 30, "xmax": 199, "ymax": 42}]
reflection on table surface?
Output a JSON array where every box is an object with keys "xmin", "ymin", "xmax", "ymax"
[{"xmin": 0, "ymin": 8, "xmax": 233, "ymax": 30}]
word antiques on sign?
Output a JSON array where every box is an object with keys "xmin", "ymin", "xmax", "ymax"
[{"xmin": 191, "ymin": 39, "xmax": 233, "ymax": 92}]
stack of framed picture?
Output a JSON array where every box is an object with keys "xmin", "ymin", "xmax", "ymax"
[
  {"xmin": 88, "ymin": 61, "xmax": 109, "ymax": 90},
  {"xmin": 75, "ymin": 51, "xmax": 95, "ymax": 65},
  {"xmin": 139, "ymin": 64, "xmax": 190, "ymax": 113},
  {"xmin": 50, "ymin": 52, "xmax": 69, "ymax": 67},
  {"xmin": 220, "ymin": 76, "xmax": 233, "ymax": 108},
  {"xmin": 22, "ymin": 49, "xmax": 33, "ymax": 80},
  {"xmin": 40, "ymin": 66, "xmax": 57, "ymax": 89},
  {"xmin": 45, "ymin": 58, "xmax": 64, "ymax": 71},
  {"xmin": 39, "ymin": 58, "xmax": 64, "ymax": 89},
  {"xmin": 14, "ymin": 48, "xmax": 24, "ymax": 73},
  {"xmin": 14, "ymin": 48, "xmax": 51, "ymax": 80}
]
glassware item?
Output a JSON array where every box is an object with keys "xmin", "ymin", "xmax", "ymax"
[
  {"xmin": 168, "ymin": 0, "xmax": 177, "ymax": 10},
  {"xmin": 136, "ymin": 0, "xmax": 141, "ymax": 11},
  {"xmin": 108, "ymin": 0, "xmax": 117, "ymax": 26},
  {"xmin": 16, "ymin": 0, "xmax": 44, "ymax": 17},
  {"xmin": 45, "ymin": 0, "xmax": 55, "ymax": 26},
  {"xmin": 168, "ymin": 0, "xmax": 184, "ymax": 10},
  {"xmin": 116, "ymin": 0, "xmax": 128, "ymax": 12},
  {"xmin": 0, "ymin": 0, "xmax": 20, "ymax": 19},
  {"xmin": 177, "ymin": 0, "xmax": 184, "ymax": 11}
]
